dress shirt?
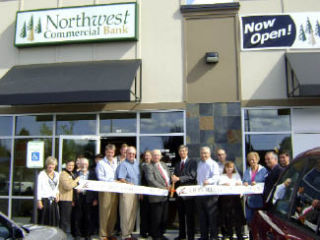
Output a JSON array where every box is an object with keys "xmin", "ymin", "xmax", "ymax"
[
  {"xmin": 117, "ymin": 159, "xmax": 141, "ymax": 185},
  {"xmin": 96, "ymin": 157, "xmax": 118, "ymax": 182},
  {"xmin": 197, "ymin": 158, "xmax": 220, "ymax": 185},
  {"xmin": 37, "ymin": 170, "xmax": 59, "ymax": 200}
]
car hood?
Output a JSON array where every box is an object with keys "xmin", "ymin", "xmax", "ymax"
[{"xmin": 22, "ymin": 224, "xmax": 66, "ymax": 240}]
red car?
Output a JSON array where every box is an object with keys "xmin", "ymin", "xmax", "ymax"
[{"xmin": 251, "ymin": 148, "xmax": 320, "ymax": 240}]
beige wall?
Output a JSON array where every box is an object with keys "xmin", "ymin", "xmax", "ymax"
[
  {"xmin": 0, "ymin": 0, "xmax": 184, "ymax": 105},
  {"xmin": 239, "ymin": 0, "xmax": 320, "ymax": 102},
  {"xmin": 184, "ymin": 14, "xmax": 239, "ymax": 103}
]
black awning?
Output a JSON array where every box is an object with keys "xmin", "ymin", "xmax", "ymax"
[
  {"xmin": 286, "ymin": 52, "xmax": 320, "ymax": 97},
  {"xmin": 0, "ymin": 59, "xmax": 141, "ymax": 105}
]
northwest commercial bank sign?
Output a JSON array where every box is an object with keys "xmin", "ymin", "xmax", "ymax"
[
  {"xmin": 15, "ymin": 3, "xmax": 137, "ymax": 47},
  {"xmin": 241, "ymin": 12, "xmax": 320, "ymax": 50}
]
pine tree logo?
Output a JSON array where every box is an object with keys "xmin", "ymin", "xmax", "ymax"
[
  {"xmin": 299, "ymin": 25, "xmax": 306, "ymax": 41},
  {"xmin": 20, "ymin": 21, "xmax": 27, "ymax": 38},
  {"xmin": 20, "ymin": 15, "xmax": 42, "ymax": 41},
  {"xmin": 315, "ymin": 20, "xmax": 320, "ymax": 38},
  {"xmin": 306, "ymin": 17, "xmax": 316, "ymax": 45},
  {"xmin": 27, "ymin": 15, "xmax": 34, "ymax": 41}
]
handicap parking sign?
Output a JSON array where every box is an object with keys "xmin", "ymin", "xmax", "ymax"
[
  {"xmin": 27, "ymin": 141, "xmax": 44, "ymax": 168},
  {"xmin": 31, "ymin": 152, "xmax": 40, "ymax": 161}
]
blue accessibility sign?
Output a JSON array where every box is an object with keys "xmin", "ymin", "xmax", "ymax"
[{"xmin": 31, "ymin": 152, "xmax": 40, "ymax": 161}]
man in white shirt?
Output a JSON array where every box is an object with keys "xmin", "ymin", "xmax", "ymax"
[
  {"xmin": 96, "ymin": 144, "xmax": 118, "ymax": 240},
  {"xmin": 196, "ymin": 146, "xmax": 220, "ymax": 240}
]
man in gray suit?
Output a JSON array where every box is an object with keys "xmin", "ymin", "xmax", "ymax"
[{"xmin": 145, "ymin": 149, "xmax": 171, "ymax": 240}]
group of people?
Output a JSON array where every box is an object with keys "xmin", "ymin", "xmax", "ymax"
[{"xmin": 36, "ymin": 144, "xmax": 291, "ymax": 240}]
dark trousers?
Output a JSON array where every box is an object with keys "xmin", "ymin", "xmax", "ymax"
[
  {"xmin": 59, "ymin": 201, "xmax": 72, "ymax": 233},
  {"xmin": 73, "ymin": 194, "xmax": 92, "ymax": 237},
  {"xmin": 140, "ymin": 196, "xmax": 151, "ymax": 236},
  {"xmin": 38, "ymin": 198, "xmax": 59, "ymax": 227},
  {"xmin": 196, "ymin": 196, "xmax": 219, "ymax": 240},
  {"xmin": 177, "ymin": 197, "xmax": 195, "ymax": 240},
  {"xmin": 150, "ymin": 201, "xmax": 168, "ymax": 240}
]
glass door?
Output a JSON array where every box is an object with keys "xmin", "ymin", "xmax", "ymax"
[{"xmin": 58, "ymin": 136, "xmax": 100, "ymax": 172}]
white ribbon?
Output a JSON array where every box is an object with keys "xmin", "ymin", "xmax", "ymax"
[
  {"xmin": 176, "ymin": 183, "xmax": 265, "ymax": 197},
  {"xmin": 76, "ymin": 180, "xmax": 168, "ymax": 196},
  {"xmin": 76, "ymin": 180, "xmax": 264, "ymax": 197}
]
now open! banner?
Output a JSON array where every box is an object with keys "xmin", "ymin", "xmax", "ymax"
[{"xmin": 240, "ymin": 12, "xmax": 320, "ymax": 50}]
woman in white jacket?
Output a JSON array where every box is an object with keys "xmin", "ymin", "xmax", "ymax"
[{"xmin": 37, "ymin": 156, "xmax": 59, "ymax": 226}]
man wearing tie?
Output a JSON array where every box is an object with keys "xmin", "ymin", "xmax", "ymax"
[
  {"xmin": 145, "ymin": 149, "xmax": 171, "ymax": 240},
  {"xmin": 171, "ymin": 145, "xmax": 197, "ymax": 240}
]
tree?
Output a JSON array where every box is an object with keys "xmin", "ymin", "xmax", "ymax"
[
  {"xmin": 27, "ymin": 15, "xmax": 33, "ymax": 31},
  {"xmin": 315, "ymin": 20, "xmax": 320, "ymax": 37},
  {"xmin": 27, "ymin": 15, "xmax": 34, "ymax": 41},
  {"xmin": 299, "ymin": 25, "xmax": 307, "ymax": 41},
  {"xmin": 35, "ymin": 18, "xmax": 42, "ymax": 34},
  {"xmin": 20, "ymin": 21, "xmax": 27, "ymax": 38},
  {"xmin": 306, "ymin": 17, "xmax": 313, "ymax": 34}
]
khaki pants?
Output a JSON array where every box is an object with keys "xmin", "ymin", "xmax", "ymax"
[
  {"xmin": 119, "ymin": 193, "xmax": 138, "ymax": 239},
  {"xmin": 99, "ymin": 192, "xmax": 118, "ymax": 237}
]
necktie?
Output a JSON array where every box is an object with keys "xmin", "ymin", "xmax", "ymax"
[
  {"xmin": 157, "ymin": 163, "xmax": 168, "ymax": 187},
  {"xmin": 180, "ymin": 161, "xmax": 185, "ymax": 172}
]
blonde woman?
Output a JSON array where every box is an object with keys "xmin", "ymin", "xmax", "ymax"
[{"xmin": 37, "ymin": 156, "xmax": 60, "ymax": 226}]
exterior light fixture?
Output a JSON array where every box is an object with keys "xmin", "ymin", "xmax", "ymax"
[{"xmin": 205, "ymin": 52, "xmax": 219, "ymax": 63}]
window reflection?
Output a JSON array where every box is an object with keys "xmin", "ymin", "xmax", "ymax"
[
  {"xmin": 0, "ymin": 199, "xmax": 8, "ymax": 215},
  {"xmin": 61, "ymin": 139, "xmax": 96, "ymax": 167},
  {"xmin": 140, "ymin": 112, "xmax": 184, "ymax": 134},
  {"xmin": 140, "ymin": 136, "xmax": 183, "ymax": 166},
  {"xmin": 12, "ymin": 199, "xmax": 33, "ymax": 224},
  {"xmin": 16, "ymin": 115, "xmax": 53, "ymax": 136},
  {"xmin": 0, "ymin": 140, "xmax": 11, "ymax": 195},
  {"xmin": 100, "ymin": 113, "xmax": 136, "ymax": 133},
  {"xmin": 245, "ymin": 109, "xmax": 291, "ymax": 132},
  {"xmin": 0, "ymin": 117, "xmax": 12, "ymax": 136},
  {"xmin": 56, "ymin": 114, "xmax": 96, "ymax": 135},
  {"xmin": 245, "ymin": 134, "xmax": 291, "ymax": 164},
  {"xmin": 13, "ymin": 139, "xmax": 52, "ymax": 196},
  {"xmin": 290, "ymin": 158, "xmax": 320, "ymax": 233}
]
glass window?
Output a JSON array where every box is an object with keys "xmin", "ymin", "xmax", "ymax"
[
  {"xmin": 0, "ymin": 140, "xmax": 11, "ymax": 195},
  {"xmin": 245, "ymin": 109, "xmax": 291, "ymax": 132},
  {"xmin": 15, "ymin": 115, "xmax": 53, "ymax": 136},
  {"xmin": 0, "ymin": 199, "xmax": 8, "ymax": 216},
  {"xmin": 140, "ymin": 136, "xmax": 183, "ymax": 167},
  {"xmin": 11, "ymin": 199, "xmax": 33, "ymax": 224},
  {"xmin": 140, "ymin": 112, "xmax": 184, "ymax": 134},
  {"xmin": 100, "ymin": 113, "xmax": 136, "ymax": 133},
  {"xmin": 0, "ymin": 117, "xmax": 12, "ymax": 136},
  {"xmin": 61, "ymin": 139, "xmax": 96, "ymax": 168},
  {"xmin": 13, "ymin": 139, "xmax": 52, "ymax": 196},
  {"xmin": 245, "ymin": 134, "xmax": 291, "ymax": 164},
  {"xmin": 56, "ymin": 114, "xmax": 96, "ymax": 135}
]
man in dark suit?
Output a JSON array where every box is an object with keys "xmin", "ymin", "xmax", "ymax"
[
  {"xmin": 171, "ymin": 145, "xmax": 197, "ymax": 240},
  {"xmin": 264, "ymin": 151, "xmax": 284, "ymax": 201},
  {"xmin": 145, "ymin": 149, "xmax": 171, "ymax": 240}
]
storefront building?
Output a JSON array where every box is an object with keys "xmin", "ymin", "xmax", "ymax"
[{"xmin": 0, "ymin": 0, "xmax": 319, "ymax": 224}]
